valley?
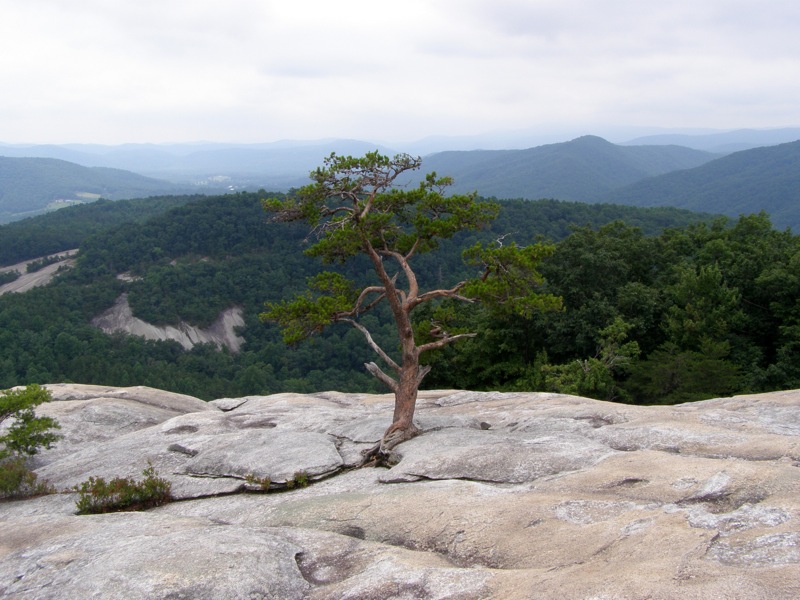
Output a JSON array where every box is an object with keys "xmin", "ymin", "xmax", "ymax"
[
  {"xmin": 0, "ymin": 181, "xmax": 795, "ymax": 406},
  {"xmin": 0, "ymin": 131, "xmax": 798, "ymax": 404}
]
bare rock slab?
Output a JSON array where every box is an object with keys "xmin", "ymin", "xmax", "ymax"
[
  {"xmin": 35, "ymin": 413, "xmax": 345, "ymax": 499},
  {"xmin": 29, "ymin": 384, "xmax": 215, "ymax": 468},
  {"xmin": 381, "ymin": 428, "xmax": 616, "ymax": 483},
  {"xmin": 181, "ymin": 429, "xmax": 344, "ymax": 483},
  {"xmin": 3, "ymin": 386, "xmax": 800, "ymax": 599},
  {"xmin": 0, "ymin": 512, "xmax": 311, "ymax": 599}
]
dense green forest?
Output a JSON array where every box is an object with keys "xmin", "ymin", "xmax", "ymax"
[
  {"xmin": 0, "ymin": 195, "xmax": 208, "ymax": 266},
  {"xmin": 0, "ymin": 190, "xmax": 796, "ymax": 404},
  {"xmin": 423, "ymin": 212, "xmax": 800, "ymax": 403}
]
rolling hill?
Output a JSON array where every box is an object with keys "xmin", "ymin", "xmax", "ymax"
[
  {"xmin": 0, "ymin": 157, "xmax": 199, "ymax": 222},
  {"xmin": 3, "ymin": 137, "xmax": 716, "ymax": 197},
  {"xmin": 5, "ymin": 135, "xmax": 799, "ymax": 231},
  {"xmin": 603, "ymin": 140, "xmax": 800, "ymax": 230}
]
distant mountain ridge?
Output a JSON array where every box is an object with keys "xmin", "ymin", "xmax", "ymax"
[
  {"xmin": 4, "ymin": 132, "xmax": 799, "ymax": 229},
  {"xmin": 414, "ymin": 136, "xmax": 800, "ymax": 230},
  {"xmin": 624, "ymin": 127, "xmax": 800, "ymax": 153},
  {"xmin": 4, "ymin": 129, "xmax": 797, "ymax": 183},
  {"xmin": 603, "ymin": 140, "xmax": 800, "ymax": 230},
  {"xmin": 1, "ymin": 136, "xmax": 718, "ymax": 223},
  {"xmin": 0, "ymin": 139, "xmax": 397, "ymax": 188},
  {"xmin": 411, "ymin": 136, "xmax": 717, "ymax": 201}
]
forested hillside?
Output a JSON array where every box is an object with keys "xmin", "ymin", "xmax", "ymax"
[
  {"xmin": 0, "ymin": 195, "xmax": 208, "ymax": 266},
  {"xmin": 0, "ymin": 191, "xmax": 733, "ymax": 402},
  {"xmin": 604, "ymin": 140, "xmax": 800, "ymax": 230},
  {"xmin": 424, "ymin": 212, "xmax": 800, "ymax": 403},
  {"xmin": 0, "ymin": 157, "xmax": 197, "ymax": 223}
]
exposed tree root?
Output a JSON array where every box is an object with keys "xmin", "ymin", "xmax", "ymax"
[{"xmin": 359, "ymin": 422, "xmax": 420, "ymax": 467}]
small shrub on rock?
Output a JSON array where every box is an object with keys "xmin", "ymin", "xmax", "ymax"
[
  {"xmin": 74, "ymin": 464, "xmax": 172, "ymax": 515},
  {"xmin": 0, "ymin": 456, "xmax": 55, "ymax": 498}
]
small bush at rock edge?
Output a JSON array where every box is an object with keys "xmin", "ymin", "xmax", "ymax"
[
  {"xmin": 0, "ymin": 456, "xmax": 55, "ymax": 498},
  {"xmin": 285, "ymin": 470, "xmax": 309, "ymax": 489},
  {"xmin": 74, "ymin": 464, "xmax": 172, "ymax": 515}
]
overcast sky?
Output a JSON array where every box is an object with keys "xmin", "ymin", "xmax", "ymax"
[{"xmin": 2, "ymin": 0, "xmax": 799, "ymax": 145}]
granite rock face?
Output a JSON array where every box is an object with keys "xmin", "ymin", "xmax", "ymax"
[
  {"xmin": 2, "ymin": 384, "xmax": 800, "ymax": 599},
  {"xmin": 91, "ymin": 293, "xmax": 245, "ymax": 351},
  {"xmin": 0, "ymin": 251, "xmax": 78, "ymax": 296}
]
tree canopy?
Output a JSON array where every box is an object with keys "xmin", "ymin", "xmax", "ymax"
[{"xmin": 261, "ymin": 152, "xmax": 560, "ymax": 455}]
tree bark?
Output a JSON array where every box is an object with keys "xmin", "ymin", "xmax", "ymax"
[
  {"xmin": 391, "ymin": 361, "xmax": 420, "ymax": 429},
  {"xmin": 375, "ymin": 315, "xmax": 421, "ymax": 452}
]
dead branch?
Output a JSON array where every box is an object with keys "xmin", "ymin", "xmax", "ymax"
[
  {"xmin": 417, "ymin": 364, "xmax": 432, "ymax": 385},
  {"xmin": 408, "ymin": 280, "xmax": 470, "ymax": 309},
  {"xmin": 365, "ymin": 361, "xmax": 398, "ymax": 392},
  {"xmin": 340, "ymin": 318, "xmax": 400, "ymax": 373},
  {"xmin": 346, "ymin": 285, "xmax": 386, "ymax": 316},
  {"xmin": 417, "ymin": 332, "xmax": 478, "ymax": 354}
]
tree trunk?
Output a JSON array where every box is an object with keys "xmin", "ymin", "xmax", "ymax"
[
  {"xmin": 360, "ymin": 242, "xmax": 424, "ymax": 458},
  {"xmin": 381, "ymin": 359, "xmax": 421, "ymax": 449}
]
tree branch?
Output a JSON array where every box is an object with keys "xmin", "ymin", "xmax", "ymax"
[
  {"xmin": 417, "ymin": 365, "xmax": 432, "ymax": 385},
  {"xmin": 365, "ymin": 362, "xmax": 398, "ymax": 392},
  {"xmin": 321, "ymin": 205, "xmax": 355, "ymax": 218},
  {"xmin": 340, "ymin": 318, "xmax": 400, "ymax": 373},
  {"xmin": 380, "ymin": 249, "xmax": 419, "ymax": 303},
  {"xmin": 408, "ymin": 280, "xmax": 472, "ymax": 310},
  {"xmin": 405, "ymin": 237, "xmax": 422, "ymax": 262},
  {"xmin": 417, "ymin": 332, "xmax": 478, "ymax": 354},
  {"xmin": 341, "ymin": 285, "xmax": 386, "ymax": 317},
  {"xmin": 358, "ymin": 189, "xmax": 380, "ymax": 221},
  {"xmin": 364, "ymin": 240, "xmax": 406, "ymax": 327}
]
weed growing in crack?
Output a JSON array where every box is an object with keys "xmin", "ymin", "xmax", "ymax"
[
  {"xmin": 244, "ymin": 470, "xmax": 310, "ymax": 492},
  {"xmin": 244, "ymin": 473, "xmax": 272, "ymax": 491},
  {"xmin": 293, "ymin": 471, "xmax": 309, "ymax": 487}
]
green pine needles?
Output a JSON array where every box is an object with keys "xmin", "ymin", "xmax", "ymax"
[{"xmin": 0, "ymin": 384, "xmax": 60, "ymax": 498}]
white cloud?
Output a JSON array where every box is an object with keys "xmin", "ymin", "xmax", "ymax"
[{"xmin": 1, "ymin": 0, "xmax": 798, "ymax": 143}]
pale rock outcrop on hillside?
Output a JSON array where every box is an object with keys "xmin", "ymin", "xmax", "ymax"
[
  {"xmin": 91, "ymin": 293, "xmax": 245, "ymax": 351},
  {"xmin": 1, "ymin": 384, "xmax": 800, "ymax": 599},
  {"xmin": 0, "ymin": 251, "xmax": 78, "ymax": 295}
]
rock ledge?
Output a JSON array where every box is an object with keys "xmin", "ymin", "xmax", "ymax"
[{"xmin": 2, "ymin": 384, "xmax": 799, "ymax": 599}]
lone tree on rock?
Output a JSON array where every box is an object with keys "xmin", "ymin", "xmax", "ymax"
[{"xmin": 261, "ymin": 152, "xmax": 560, "ymax": 457}]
